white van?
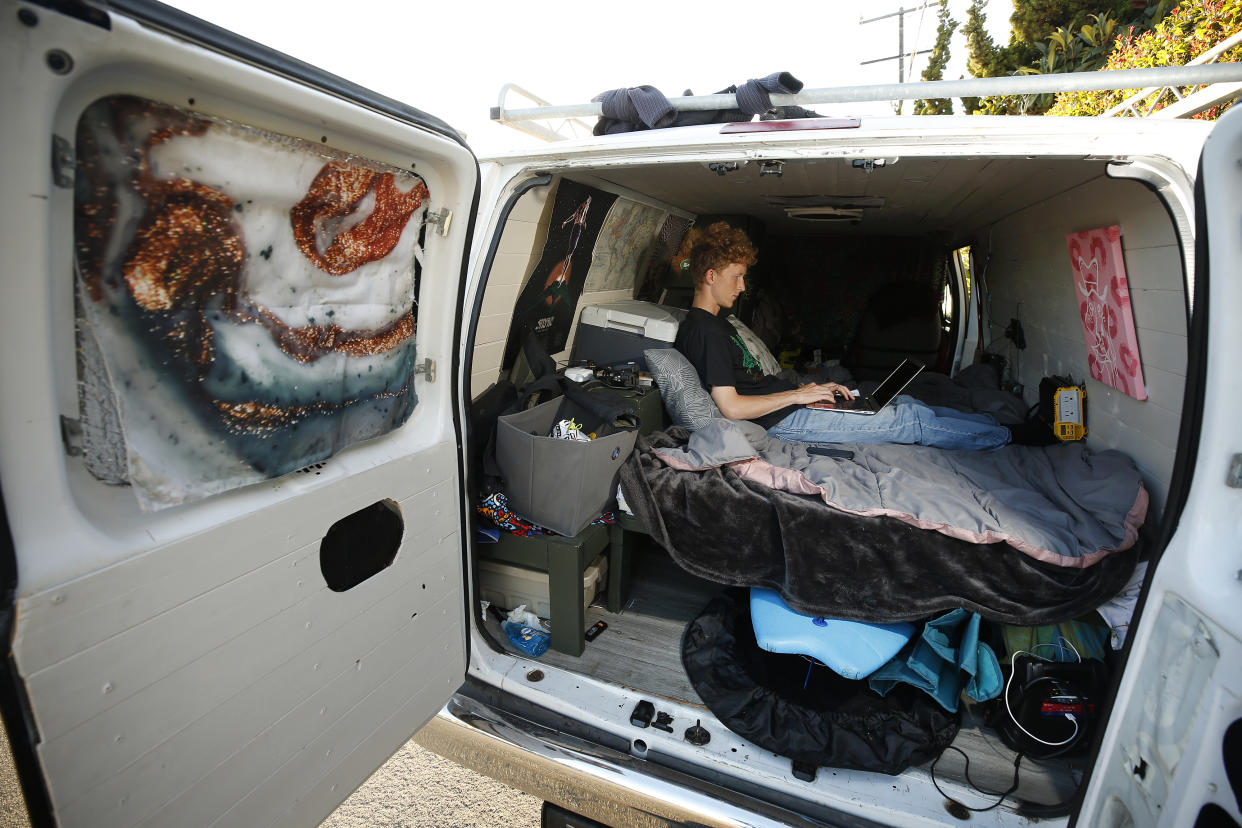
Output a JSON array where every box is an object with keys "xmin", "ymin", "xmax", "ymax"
[{"xmin": 2, "ymin": 3, "xmax": 1239, "ymax": 827}]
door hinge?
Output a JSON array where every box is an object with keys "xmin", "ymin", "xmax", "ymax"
[
  {"xmin": 52, "ymin": 135, "xmax": 75, "ymax": 188},
  {"xmin": 425, "ymin": 208, "xmax": 452, "ymax": 237},
  {"xmin": 413, "ymin": 357, "xmax": 435, "ymax": 383},
  {"xmin": 1227, "ymin": 453, "xmax": 1242, "ymax": 488}
]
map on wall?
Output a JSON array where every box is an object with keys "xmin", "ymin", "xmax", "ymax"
[
  {"xmin": 583, "ymin": 200, "xmax": 668, "ymax": 292},
  {"xmin": 1066, "ymin": 225, "xmax": 1147, "ymax": 400}
]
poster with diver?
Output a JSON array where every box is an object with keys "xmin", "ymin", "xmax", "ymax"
[{"xmin": 505, "ymin": 180, "xmax": 617, "ymax": 366}]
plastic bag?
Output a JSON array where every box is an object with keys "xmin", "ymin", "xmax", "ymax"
[
  {"xmin": 502, "ymin": 621, "xmax": 550, "ymax": 657},
  {"xmin": 506, "ymin": 605, "xmax": 549, "ymax": 630},
  {"xmin": 550, "ymin": 417, "xmax": 591, "ymax": 441}
]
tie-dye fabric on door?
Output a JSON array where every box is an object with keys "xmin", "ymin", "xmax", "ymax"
[
  {"xmin": 74, "ymin": 95, "xmax": 430, "ymax": 510},
  {"xmin": 1066, "ymin": 226, "xmax": 1147, "ymax": 401}
]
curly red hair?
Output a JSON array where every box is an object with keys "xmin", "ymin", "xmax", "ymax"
[{"xmin": 672, "ymin": 221, "xmax": 757, "ymax": 287}]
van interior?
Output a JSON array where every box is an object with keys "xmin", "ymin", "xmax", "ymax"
[{"xmin": 467, "ymin": 150, "xmax": 1185, "ymax": 808}]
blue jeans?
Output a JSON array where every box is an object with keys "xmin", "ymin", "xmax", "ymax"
[{"xmin": 767, "ymin": 396, "xmax": 1010, "ymax": 450}]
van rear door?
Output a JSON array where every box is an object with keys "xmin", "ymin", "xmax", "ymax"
[
  {"xmin": 0, "ymin": 2, "xmax": 476, "ymax": 825},
  {"xmin": 1075, "ymin": 106, "xmax": 1242, "ymax": 827}
]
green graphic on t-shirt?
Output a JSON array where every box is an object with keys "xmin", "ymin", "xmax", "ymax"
[{"xmin": 731, "ymin": 334, "xmax": 760, "ymax": 373}]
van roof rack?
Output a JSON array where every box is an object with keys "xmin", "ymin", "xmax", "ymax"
[
  {"xmin": 493, "ymin": 64, "xmax": 1242, "ymax": 141},
  {"xmin": 1103, "ymin": 30, "xmax": 1242, "ymax": 118}
]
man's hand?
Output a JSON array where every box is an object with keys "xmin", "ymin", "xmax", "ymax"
[{"xmin": 795, "ymin": 382, "xmax": 854, "ymax": 404}]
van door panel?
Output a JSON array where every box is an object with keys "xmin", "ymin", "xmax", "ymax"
[
  {"xmin": 1, "ymin": 4, "xmax": 475, "ymax": 826},
  {"xmin": 1076, "ymin": 105, "xmax": 1242, "ymax": 828}
]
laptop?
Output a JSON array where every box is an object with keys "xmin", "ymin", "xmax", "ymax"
[{"xmin": 807, "ymin": 359, "xmax": 925, "ymax": 416}]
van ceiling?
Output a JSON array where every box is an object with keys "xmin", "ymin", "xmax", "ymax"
[{"xmin": 582, "ymin": 157, "xmax": 1108, "ymax": 240}]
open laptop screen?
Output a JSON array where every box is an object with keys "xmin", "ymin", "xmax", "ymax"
[{"xmin": 870, "ymin": 359, "xmax": 925, "ymax": 406}]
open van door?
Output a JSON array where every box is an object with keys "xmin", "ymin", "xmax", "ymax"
[
  {"xmin": 1075, "ymin": 107, "xmax": 1242, "ymax": 827},
  {"xmin": 0, "ymin": 2, "xmax": 477, "ymax": 825}
]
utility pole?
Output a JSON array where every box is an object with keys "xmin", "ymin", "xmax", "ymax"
[{"xmin": 860, "ymin": 3, "xmax": 935, "ymax": 82}]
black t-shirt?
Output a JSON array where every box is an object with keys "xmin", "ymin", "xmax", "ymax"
[{"xmin": 673, "ymin": 307, "xmax": 797, "ymax": 430}]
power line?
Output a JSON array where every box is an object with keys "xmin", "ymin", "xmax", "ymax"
[{"xmin": 860, "ymin": 3, "xmax": 936, "ymax": 83}]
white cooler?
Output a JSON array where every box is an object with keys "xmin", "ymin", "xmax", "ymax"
[{"xmin": 570, "ymin": 300, "xmax": 684, "ymax": 370}]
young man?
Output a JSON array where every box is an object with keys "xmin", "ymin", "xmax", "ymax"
[{"xmin": 672, "ymin": 222, "xmax": 1012, "ymax": 450}]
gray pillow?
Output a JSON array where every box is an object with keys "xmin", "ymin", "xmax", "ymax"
[{"xmin": 644, "ymin": 348, "xmax": 723, "ymax": 431}]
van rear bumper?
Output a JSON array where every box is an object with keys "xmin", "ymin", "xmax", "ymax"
[{"xmin": 416, "ymin": 692, "xmax": 855, "ymax": 828}]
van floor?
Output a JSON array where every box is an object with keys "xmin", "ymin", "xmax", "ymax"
[{"xmin": 485, "ymin": 538, "xmax": 1087, "ymax": 809}]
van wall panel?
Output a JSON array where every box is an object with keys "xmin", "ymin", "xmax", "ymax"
[
  {"xmin": 217, "ymin": 640, "xmax": 462, "ymax": 828},
  {"xmin": 17, "ymin": 468, "xmax": 458, "ymax": 808},
  {"xmin": 1130, "ymin": 288, "xmax": 1187, "ymax": 337},
  {"xmin": 274, "ymin": 658, "xmax": 463, "ymax": 828},
  {"xmin": 31, "ymin": 542, "xmax": 320, "ymax": 744},
  {"xmin": 32, "ymin": 487, "xmax": 457, "ymax": 798},
  {"xmin": 485, "ymin": 250, "xmax": 535, "ymax": 288},
  {"xmin": 56, "ymin": 547, "xmax": 461, "ymax": 827},
  {"xmin": 1055, "ymin": 179, "xmax": 1176, "ymax": 246},
  {"xmin": 496, "ymin": 216, "xmax": 540, "ymax": 255},
  {"xmin": 1089, "ymin": 379, "xmax": 1181, "ymax": 449},
  {"xmin": 143, "ymin": 600, "xmax": 461, "ymax": 828},
  {"xmin": 470, "ymin": 188, "xmax": 551, "ymax": 398},
  {"xmin": 15, "ymin": 442, "xmax": 457, "ymax": 677},
  {"xmin": 15, "ymin": 518, "xmax": 290, "ymax": 676},
  {"xmin": 1119, "ymin": 244, "xmax": 1184, "ymax": 290},
  {"xmin": 481, "ymin": 279, "xmax": 523, "ymax": 317},
  {"xmin": 471, "ymin": 341, "xmax": 506, "ymax": 381},
  {"xmin": 1140, "ymin": 363, "xmax": 1187, "ymax": 409},
  {"xmin": 1106, "ymin": 199, "xmax": 1179, "ymax": 248},
  {"xmin": 474, "ymin": 314, "xmax": 509, "ymax": 347},
  {"xmin": 983, "ymin": 177, "xmax": 1184, "ymax": 520},
  {"xmin": 1134, "ymin": 327, "xmax": 1188, "ymax": 376},
  {"xmin": 508, "ymin": 183, "xmax": 550, "ymax": 223}
]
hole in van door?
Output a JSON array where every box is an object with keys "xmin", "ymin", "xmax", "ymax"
[{"xmin": 320, "ymin": 499, "xmax": 403, "ymax": 591}]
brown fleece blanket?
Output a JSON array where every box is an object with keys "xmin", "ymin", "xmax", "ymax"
[{"xmin": 618, "ymin": 427, "xmax": 1140, "ymax": 625}]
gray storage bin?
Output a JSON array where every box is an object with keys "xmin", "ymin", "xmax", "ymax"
[{"xmin": 495, "ymin": 397, "xmax": 637, "ymax": 537}]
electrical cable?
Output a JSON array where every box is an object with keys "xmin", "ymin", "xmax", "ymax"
[
  {"xmin": 1002, "ymin": 640, "xmax": 1083, "ymax": 753},
  {"xmin": 933, "ymin": 636, "xmax": 1085, "ymax": 813},
  {"xmin": 907, "ymin": 1, "xmax": 931, "ymax": 81},
  {"xmin": 930, "ymin": 745, "xmax": 1023, "ymax": 813}
]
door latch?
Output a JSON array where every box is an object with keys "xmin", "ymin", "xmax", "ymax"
[
  {"xmin": 413, "ymin": 357, "xmax": 435, "ymax": 383},
  {"xmin": 425, "ymin": 208, "xmax": 452, "ymax": 237},
  {"xmin": 1228, "ymin": 453, "xmax": 1242, "ymax": 488}
]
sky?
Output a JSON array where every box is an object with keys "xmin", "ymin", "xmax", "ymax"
[{"xmin": 165, "ymin": 0, "xmax": 1015, "ymax": 156}]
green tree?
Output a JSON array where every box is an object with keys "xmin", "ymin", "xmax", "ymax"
[
  {"xmin": 1049, "ymin": 0, "xmax": 1242, "ymax": 119},
  {"xmin": 964, "ymin": 0, "xmax": 1032, "ymax": 113},
  {"xmin": 915, "ymin": 0, "xmax": 959, "ymax": 114},
  {"xmin": 1010, "ymin": 0, "xmax": 1128, "ymax": 41},
  {"xmin": 964, "ymin": 0, "xmax": 1177, "ymax": 114}
]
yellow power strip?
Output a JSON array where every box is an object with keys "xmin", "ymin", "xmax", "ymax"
[{"xmin": 1054, "ymin": 385, "xmax": 1087, "ymax": 441}]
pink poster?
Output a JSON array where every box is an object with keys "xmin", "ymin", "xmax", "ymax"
[{"xmin": 1067, "ymin": 226, "xmax": 1147, "ymax": 400}]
